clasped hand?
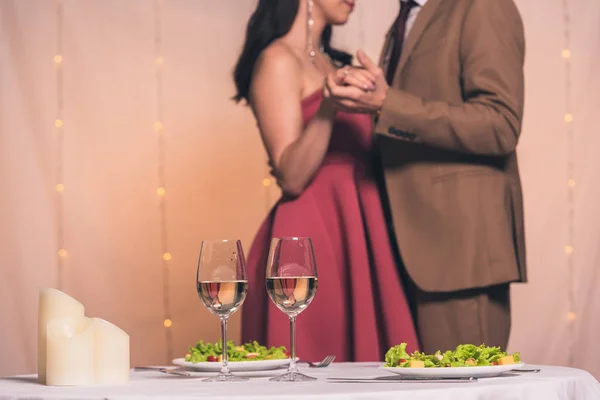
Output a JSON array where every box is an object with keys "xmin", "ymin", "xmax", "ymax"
[{"xmin": 323, "ymin": 50, "xmax": 389, "ymax": 114}]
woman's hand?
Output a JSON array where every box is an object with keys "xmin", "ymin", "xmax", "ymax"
[
  {"xmin": 324, "ymin": 50, "xmax": 389, "ymax": 115},
  {"xmin": 339, "ymin": 65, "xmax": 377, "ymax": 92},
  {"xmin": 324, "ymin": 65, "xmax": 376, "ymax": 99}
]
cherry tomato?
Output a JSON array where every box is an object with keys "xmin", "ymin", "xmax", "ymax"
[{"xmin": 207, "ymin": 356, "xmax": 218, "ymax": 362}]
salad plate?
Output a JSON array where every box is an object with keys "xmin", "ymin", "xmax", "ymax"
[
  {"xmin": 380, "ymin": 363, "xmax": 525, "ymax": 378},
  {"xmin": 173, "ymin": 340, "xmax": 291, "ymax": 372},
  {"xmin": 381, "ymin": 343, "xmax": 525, "ymax": 378},
  {"xmin": 172, "ymin": 357, "xmax": 291, "ymax": 372}
]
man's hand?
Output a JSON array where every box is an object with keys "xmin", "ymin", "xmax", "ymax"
[{"xmin": 324, "ymin": 50, "xmax": 389, "ymax": 114}]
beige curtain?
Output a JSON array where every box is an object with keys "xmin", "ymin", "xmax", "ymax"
[{"xmin": 0, "ymin": 0, "xmax": 598, "ymax": 379}]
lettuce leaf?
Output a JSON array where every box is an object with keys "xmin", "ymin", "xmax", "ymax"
[
  {"xmin": 184, "ymin": 340, "xmax": 288, "ymax": 363},
  {"xmin": 386, "ymin": 343, "xmax": 521, "ymax": 368}
]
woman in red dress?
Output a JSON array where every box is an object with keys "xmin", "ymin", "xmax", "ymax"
[{"xmin": 232, "ymin": 0, "xmax": 419, "ymax": 362}]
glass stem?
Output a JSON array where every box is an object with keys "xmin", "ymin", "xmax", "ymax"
[
  {"xmin": 289, "ymin": 314, "xmax": 298, "ymax": 372},
  {"xmin": 220, "ymin": 316, "xmax": 229, "ymax": 375}
]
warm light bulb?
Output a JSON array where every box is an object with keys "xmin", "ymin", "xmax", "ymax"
[
  {"xmin": 564, "ymin": 245, "xmax": 574, "ymax": 254},
  {"xmin": 163, "ymin": 319, "xmax": 172, "ymax": 328},
  {"xmin": 54, "ymin": 55, "xmax": 63, "ymax": 64},
  {"xmin": 568, "ymin": 179, "xmax": 575, "ymax": 188},
  {"xmin": 55, "ymin": 119, "xmax": 64, "ymax": 128},
  {"xmin": 153, "ymin": 122, "xmax": 163, "ymax": 132},
  {"xmin": 564, "ymin": 113, "xmax": 573, "ymax": 123},
  {"xmin": 263, "ymin": 178, "xmax": 271, "ymax": 187},
  {"xmin": 163, "ymin": 252, "xmax": 172, "ymax": 261},
  {"xmin": 157, "ymin": 187, "xmax": 166, "ymax": 196},
  {"xmin": 567, "ymin": 312, "xmax": 576, "ymax": 321},
  {"xmin": 58, "ymin": 249, "xmax": 68, "ymax": 258},
  {"xmin": 562, "ymin": 49, "xmax": 571, "ymax": 59},
  {"xmin": 56, "ymin": 184, "xmax": 64, "ymax": 193}
]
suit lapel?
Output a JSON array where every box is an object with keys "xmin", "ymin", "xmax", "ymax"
[{"xmin": 394, "ymin": 0, "xmax": 443, "ymax": 80}]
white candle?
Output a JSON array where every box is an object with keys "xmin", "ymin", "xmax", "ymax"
[
  {"xmin": 38, "ymin": 288, "xmax": 85, "ymax": 384},
  {"xmin": 92, "ymin": 318, "xmax": 130, "ymax": 384},
  {"xmin": 46, "ymin": 317, "xmax": 95, "ymax": 386}
]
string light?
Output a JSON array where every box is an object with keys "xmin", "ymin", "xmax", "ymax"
[
  {"xmin": 154, "ymin": 0, "xmax": 174, "ymax": 363},
  {"xmin": 263, "ymin": 163, "xmax": 271, "ymax": 212},
  {"xmin": 55, "ymin": 0, "xmax": 65, "ymax": 291},
  {"xmin": 561, "ymin": 0, "xmax": 575, "ymax": 367}
]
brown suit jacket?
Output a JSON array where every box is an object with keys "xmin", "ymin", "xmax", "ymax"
[{"xmin": 374, "ymin": 0, "xmax": 527, "ymax": 293}]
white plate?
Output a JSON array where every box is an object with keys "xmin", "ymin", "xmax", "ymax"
[
  {"xmin": 379, "ymin": 362, "xmax": 525, "ymax": 378},
  {"xmin": 172, "ymin": 358, "xmax": 292, "ymax": 372}
]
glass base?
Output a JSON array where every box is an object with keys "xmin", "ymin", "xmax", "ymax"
[
  {"xmin": 270, "ymin": 371, "xmax": 317, "ymax": 382},
  {"xmin": 203, "ymin": 371, "xmax": 248, "ymax": 382}
]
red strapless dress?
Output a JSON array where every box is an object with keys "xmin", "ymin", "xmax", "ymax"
[{"xmin": 241, "ymin": 90, "xmax": 419, "ymax": 361}]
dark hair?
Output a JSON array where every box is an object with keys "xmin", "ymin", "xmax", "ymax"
[{"xmin": 233, "ymin": 0, "xmax": 352, "ymax": 103}]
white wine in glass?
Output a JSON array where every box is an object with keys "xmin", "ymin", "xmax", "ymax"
[
  {"xmin": 197, "ymin": 281, "xmax": 248, "ymax": 317},
  {"xmin": 196, "ymin": 240, "xmax": 248, "ymax": 382},
  {"xmin": 266, "ymin": 237, "xmax": 318, "ymax": 382},
  {"xmin": 266, "ymin": 277, "xmax": 317, "ymax": 315}
]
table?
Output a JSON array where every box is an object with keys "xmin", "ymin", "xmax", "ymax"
[{"xmin": 1, "ymin": 363, "xmax": 599, "ymax": 400}]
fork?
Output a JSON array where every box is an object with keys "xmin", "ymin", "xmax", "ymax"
[{"xmin": 299, "ymin": 355, "xmax": 335, "ymax": 368}]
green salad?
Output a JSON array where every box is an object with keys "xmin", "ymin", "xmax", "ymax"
[
  {"xmin": 385, "ymin": 343, "xmax": 521, "ymax": 368},
  {"xmin": 185, "ymin": 340, "xmax": 289, "ymax": 363}
]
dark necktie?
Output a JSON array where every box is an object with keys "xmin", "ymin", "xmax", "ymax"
[{"xmin": 385, "ymin": 0, "xmax": 418, "ymax": 85}]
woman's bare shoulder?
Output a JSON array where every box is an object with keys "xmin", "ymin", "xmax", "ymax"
[
  {"xmin": 255, "ymin": 40, "xmax": 302, "ymax": 73},
  {"xmin": 250, "ymin": 41, "xmax": 303, "ymax": 102}
]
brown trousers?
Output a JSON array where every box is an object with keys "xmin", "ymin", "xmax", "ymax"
[{"xmin": 402, "ymin": 271, "xmax": 511, "ymax": 353}]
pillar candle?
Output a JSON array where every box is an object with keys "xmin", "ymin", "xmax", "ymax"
[
  {"xmin": 92, "ymin": 318, "xmax": 130, "ymax": 384},
  {"xmin": 46, "ymin": 317, "xmax": 94, "ymax": 386},
  {"xmin": 38, "ymin": 288, "xmax": 85, "ymax": 384}
]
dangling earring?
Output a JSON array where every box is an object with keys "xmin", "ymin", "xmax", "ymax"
[{"xmin": 307, "ymin": 0, "xmax": 316, "ymax": 63}]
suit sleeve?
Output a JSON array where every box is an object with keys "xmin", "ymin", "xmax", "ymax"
[{"xmin": 373, "ymin": 0, "xmax": 525, "ymax": 156}]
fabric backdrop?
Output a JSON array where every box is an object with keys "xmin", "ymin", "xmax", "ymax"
[{"xmin": 0, "ymin": 0, "xmax": 598, "ymax": 379}]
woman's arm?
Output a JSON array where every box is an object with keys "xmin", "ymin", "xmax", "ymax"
[{"xmin": 249, "ymin": 44, "xmax": 336, "ymax": 198}]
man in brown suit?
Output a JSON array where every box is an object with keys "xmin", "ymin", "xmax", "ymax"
[{"xmin": 325, "ymin": 0, "xmax": 527, "ymax": 353}]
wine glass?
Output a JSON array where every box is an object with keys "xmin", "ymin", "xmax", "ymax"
[
  {"xmin": 196, "ymin": 240, "xmax": 248, "ymax": 382},
  {"xmin": 266, "ymin": 237, "xmax": 319, "ymax": 382}
]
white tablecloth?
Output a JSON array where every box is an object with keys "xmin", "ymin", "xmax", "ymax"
[{"xmin": 1, "ymin": 363, "xmax": 599, "ymax": 400}]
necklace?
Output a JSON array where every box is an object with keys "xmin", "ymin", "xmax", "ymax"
[{"xmin": 309, "ymin": 45, "xmax": 326, "ymax": 64}]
